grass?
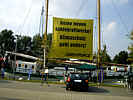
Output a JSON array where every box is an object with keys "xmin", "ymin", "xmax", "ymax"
[
  {"xmin": 89, "ymin": 82, "xmax": 124, "ymax": 88},
  {"xmin": 0, "ymin": 77, "xmax": 124, "ymax": 88},
  {"xmin": 0, "ymin": 77, "xmax": 65, "ymax": 85}
]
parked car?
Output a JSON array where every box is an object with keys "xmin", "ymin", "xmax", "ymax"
[{"xmin": 66, "ymin": 73, "xmax": 89, "ymax": 91}]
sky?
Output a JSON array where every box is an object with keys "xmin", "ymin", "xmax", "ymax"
[{"xmin": 0, "ymin": 0, "xmax": 133, "ymax": 59}]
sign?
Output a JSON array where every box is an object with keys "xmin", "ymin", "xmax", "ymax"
[{"xmin": 49, "ymin": 17, "xmax": 93, "ymax": 60}]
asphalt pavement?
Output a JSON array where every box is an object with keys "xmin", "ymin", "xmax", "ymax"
[{"xmin": 0, "ymin": 79, "xmax": 133, "ymax": 100}]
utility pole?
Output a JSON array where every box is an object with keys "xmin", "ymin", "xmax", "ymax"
[
  {"xmin": 97, "ymin": 0, "xmax": 101, "ymax": 86},
  {"xmin": 44, "ymin": 0, "xmax": 49, "ymax": 71},
  {"xmin": 97, "ymin": 0, "xmax": 101, "ymax": 69}
]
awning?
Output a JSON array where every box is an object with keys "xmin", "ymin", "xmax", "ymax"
[{"xmin": 77, "ymin": 64, "xmax": 97, "ymax": 70}]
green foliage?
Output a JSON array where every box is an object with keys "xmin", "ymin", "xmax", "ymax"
[
  {"xmin": 32, "ymin": 34, "xmax": 43, "ymax": 58},
  {"xmin": 93, "ymin": 45, "xmax": 112, "ymax": 64},
  {"xmin": 128, "ymin": 30, "xmax": 133, "ymax": 59},
  {"xmin": 17, "ymin": 35, "xmax": 32, "ymax": 55},
  {"xmin": 100, "ymin": 45, "xmax": 112, "ymax": 63},
  {"xmin": 0, "ymin": 29, "xmax": 15, "ymax": 57},
  {"xmin": 130, "ymin": 30, "xmax": 133, "ymax": 40},
  {"xmin": 113, "ymin": 51, "xmax": 128, "ymax": 64}
]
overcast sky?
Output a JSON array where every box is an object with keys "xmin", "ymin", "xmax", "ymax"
[{"xmin": 0, "ymin": 0, "xmax": 133, "ymax": 58}]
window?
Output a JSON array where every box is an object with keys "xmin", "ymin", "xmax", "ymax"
[
  {"xmin": 19, "ymin": 64, "xmax": 21, "ymax": 67},
  {"xmin": 108, "ymin": 67, "xmax": 111, "ymax": 70},
  {"xmin": 25, "ymin": 64, "xmax": 27, "ymax": 69},
  {"xmin": 32, "ymin": 65, "xmax": 34, "ymax": 69}
]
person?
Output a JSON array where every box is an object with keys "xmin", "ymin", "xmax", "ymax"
[
  {"xmin": 44, "ymin": 73, "xmax": 48, "ymax": 81},
  {"xmin": 98, "ymin": 69, "xmax": 104, "ymax": 87},
  {"xmin": 131, "ymin": 77, "xmax": 133, "ymax": 89},
  {"xmin": 128, "ymin": 73, "xmax": 133, "ymax": 90},
  {"xmin": 28, "ymin": 67, "xmax": 32, "ymax": 80},
  {"xmin": 126, "ymin": 72, "xmax": 133, "ymax": 89},
  {"xmin": 1, "ymin": 67, "xmax": 5, "ymax": 79},
  {"xmin": 89, "ymin": 71, "xmax": 93, "ymax": 81},
  {"xmin": 40, "ymin": 70, "xmax": 44, "ymax": 85},
  {"xmin": 98, "ymin": 70, "xmax": 102, "ymax": 87}
]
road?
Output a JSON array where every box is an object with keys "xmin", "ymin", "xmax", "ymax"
[{"xmin": 0, "ymin": 80, "xmax": 133, "ymax": 100}]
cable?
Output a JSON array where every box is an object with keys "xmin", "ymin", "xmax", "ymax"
[
  {"xmin": 39, "ymin": 13, "xmax": 42, "ymax": 35},
  {"xmin": 75, "ymin": 0, "xmax": 88, "ymax": 17},
  {"xmin": 111, "ymin": 0, "xmax": 130, "ymax": 34},
  {"xmin": 17, "ymin": 0, "xmax": 33, "ymax": 36}
]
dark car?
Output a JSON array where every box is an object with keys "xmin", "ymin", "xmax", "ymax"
[{"xmin": 66, "ymin": 73, "xmax": 89, "ymax": 91}]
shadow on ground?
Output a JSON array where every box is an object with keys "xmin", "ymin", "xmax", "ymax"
[
  {"xmin": 0, "ymin": 80, "xmax": 11, "ymax": 84},
  {"xmin": 0, "ymin": 97, "xmax": 23, "ymax": 100},
  {"xmin": 88, "ymin": 86, "xmax": 109, "ymax": 93},
  {"xmin": 62, "ymin": 85, "xmax": 109, "ymax": 93}
]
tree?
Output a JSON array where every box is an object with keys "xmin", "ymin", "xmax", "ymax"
[
  {"xmin": 113, "ymin": 51, "xmax": 128, "ymax": 64},
  {"xmin": 29, "ymin": 33, "xmax": 53, "ymax": 67},
  {"xmin": 113, "ymin": 55, "xmax": 119, "ymax": 63},
  {"xmin": 17, "ymin": 35, "xmax": 32, "ymax": 55},
  {"xmin": 41, "ymin": 33, "xmax": 52, "ymax": 56},
  {"xmin": 0, "ymin": 29, "xmax": 15, "ymax": 57},
  {"xmin": 15, "ymin": 33, "xmax": 52, "ymax": 58},
  {"xmin": 32, "ymin": 34, "xmax": 43, "ymax": 58},
  {"xmin": 100, "ymin": 45, "xmax": 112, "ymax": 64},
  {"xmin": 128, "ymin": 30, "xmax": 133, "ymax": 59}
]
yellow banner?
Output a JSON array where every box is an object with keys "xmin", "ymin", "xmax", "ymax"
[{"xmin": 49, "ymin": 17, "xmax": 93, "ymax": 60}]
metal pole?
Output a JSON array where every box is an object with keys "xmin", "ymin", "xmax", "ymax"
[
  {"xmin": 43, "ymin": 48, "xmax": 46, "ymax": 70},
  {"xmin": 97, "ymin": 0, "xmax": 101, "ymax": 68},
  {"xmin": 44, "ymin": 0, "xmax": 49, "ymax": 70},
  {"xmin": 45, "ymin": 0, "xmax": 49, "ymax": 36},
  {"xmin": 97, "ymin": 0, "xmax": 101, "ymax": 86}
]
